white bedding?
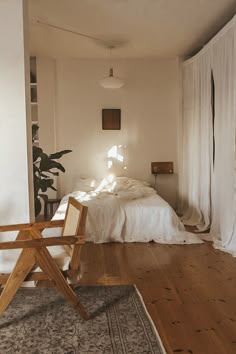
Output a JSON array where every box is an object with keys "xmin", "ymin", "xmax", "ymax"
[{"xmin": 46, "ymin": 177, "xmax": 202, "ymax": 244}]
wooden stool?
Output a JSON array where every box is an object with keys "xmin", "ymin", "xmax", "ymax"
[{"xmin": 44, "ymin": 198, "xmax": 61, "ymax": 220}]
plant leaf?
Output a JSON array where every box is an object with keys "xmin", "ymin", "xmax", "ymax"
[
  {"xmin": 40, "ymin": 155, "xmax": 65, "ymax": 173},
  {"xmin": 47, "ymin": 171, "xmax": 59, "ymax": 176},
  {"xmin": 33, "ymin": 146, "xmax": 43, "ymax": 162},
  {"xmin": 40, "ymin": 173, "xmax": 49, "ymax": 178},
  {"xmin": 39, "ymin": 178, "xmax": 54, "ymax": 192},
  {"xmin": 49, "ymin": 186, "xmax": 57, "ymax": 191},
  {"xmin": 34, "ymin": 197, "xmax": 41, "ymax": 217},
  {"xmin": 49, "ymin": 150, "xmax": 72, "ymax": 159},
  {"xmin": 32, "ymin": 124, "xmax": 39, "ymax": 141}
]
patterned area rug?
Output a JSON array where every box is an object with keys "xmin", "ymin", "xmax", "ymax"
[{"xmin": 0, "ymin": 285, "xmax": 165, "ymax": 354}]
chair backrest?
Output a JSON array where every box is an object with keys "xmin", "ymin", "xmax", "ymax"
[
  {"xmin": 61, "ymin": 197, "xmax": 88, "ymax": 270},
  {"xmin": 62, "ymin": 198, "xmax": 81, "ymax": 236}
]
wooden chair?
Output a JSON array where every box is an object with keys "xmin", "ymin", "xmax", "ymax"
[{"xmin": 0, "ymin": 197, "xmax": 89, "ymax": 320}]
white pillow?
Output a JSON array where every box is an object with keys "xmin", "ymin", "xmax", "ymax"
[{"xmin": 73, "ymin": 177, "xmax": 101, "ymax": 192}]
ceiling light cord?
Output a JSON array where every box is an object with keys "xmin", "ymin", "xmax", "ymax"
[{"xmin": 33, "ymin": 19, "xmax": 108, "ymax": 45}]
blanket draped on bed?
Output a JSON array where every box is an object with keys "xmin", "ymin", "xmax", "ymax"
[{"xmin": 45, "ymin": 177, "xmax": 202, "ymax": 244}]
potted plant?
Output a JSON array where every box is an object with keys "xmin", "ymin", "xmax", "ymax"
[{"xmin": 32, "ymin": 124, "xmax": 72, "ymax": 216}]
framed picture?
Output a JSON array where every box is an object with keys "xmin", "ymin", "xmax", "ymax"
[{"xmin": 102, "ymin": 109, "xmax": 121, "ymax": 130}]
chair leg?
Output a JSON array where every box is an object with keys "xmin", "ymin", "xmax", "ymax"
[
  {"xmin": 35, "ymin": 247, "xmax": 89, "ymax": 320},
  {"xmin": 0, "ymin": 248, "xmax": 35, "ymax": 315},
  {"xmin": 70, "ymin": 244, "xmax": 82, "ymax": 270},
  {"xmin": 69, "ymin": 244, "xmax": 82, "ymax": 284}
]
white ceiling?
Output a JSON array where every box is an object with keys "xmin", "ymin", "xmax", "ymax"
[{"xmin": 28, "ymin": 0, "xmax": 236, "ymax": 59}]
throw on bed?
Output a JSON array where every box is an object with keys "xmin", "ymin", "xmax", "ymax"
[{"xmin": 43, "ymin": 177, "xmax": 202, "ymax": 245}]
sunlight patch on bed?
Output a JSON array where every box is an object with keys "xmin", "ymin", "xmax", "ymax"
[{"xmin": 95, "ymin": 174, "xmax": 115, "ymax": 193}]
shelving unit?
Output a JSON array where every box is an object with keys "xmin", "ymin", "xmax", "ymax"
[{"xmin": 30, "ymin": 57, "xmax": 39, "ymax": 146}]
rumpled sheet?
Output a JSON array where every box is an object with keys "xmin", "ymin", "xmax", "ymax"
[{"xmin": 45, "ymin": 177, "xmax": 203, "ymax": 244}]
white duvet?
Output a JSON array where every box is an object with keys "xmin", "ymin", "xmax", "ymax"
[{"xmin": 47, "ymin": 177, "xmax": 202, "ymax": 244}]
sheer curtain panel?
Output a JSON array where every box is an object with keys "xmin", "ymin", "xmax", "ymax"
[
  {"xmin": 210, "ymin": 22, "xmax": 236, "ymax": 254},
  {"xmin": 179, "ymin": 53, "xmax": 212, "ymax": 232}
]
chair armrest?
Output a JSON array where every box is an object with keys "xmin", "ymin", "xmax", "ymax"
[
  {"xmin": 0, "ymin": 235, "xmax": 84, "ymax": 250},
  {"xmin": 0, "ymin": 219, "xmax": 64, "ymax": 232},
  {"xmin": 33, "ymin": 220, "xmax": 65, "ymax": 230}
]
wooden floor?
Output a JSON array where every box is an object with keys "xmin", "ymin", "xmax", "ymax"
[{"xmin": 79, "ymin": 242, "xmax": 236, "ymax": 354}]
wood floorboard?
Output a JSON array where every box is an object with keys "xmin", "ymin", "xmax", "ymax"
[{"xmin": 79, "ymin": 242, "xmax": 236, "ymax": 354}]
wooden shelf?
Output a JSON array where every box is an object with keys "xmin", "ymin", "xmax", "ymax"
[{"xmin": 30, "ymin": 57, "xmax": 39, "ymax": 145}]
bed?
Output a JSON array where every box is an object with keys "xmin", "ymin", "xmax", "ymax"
[{"xmin": 45, "ymin": 176, "xmax": 202, "ymax": 245}]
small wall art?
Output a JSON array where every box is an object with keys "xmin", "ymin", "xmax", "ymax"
[{"xmin": 102, "ymin": 109, "xmax": 121, "ymax": 130}]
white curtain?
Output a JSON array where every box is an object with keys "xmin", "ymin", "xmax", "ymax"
[
  {"xmin": 179, "ymin": 52, "xmax": 212, "ymax": 231},
  {"xmin": 180, "ymin": 16, "xmax": 236, "ymax": 254},
  {"xmin": 210, "ymin": 23, "xmax": 236, "ymax": 254}
]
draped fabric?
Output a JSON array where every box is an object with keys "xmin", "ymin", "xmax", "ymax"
[
  {"xmin": 179, "ymin": 53, "xmax": 212, "ymax": 231},
  {"xmin": 210, "ymin": 24, "xmax": 236, "ymax": 254},
  {"xmin": 179, "ymin": 16, "xmax": 236, "ymax": 254}
]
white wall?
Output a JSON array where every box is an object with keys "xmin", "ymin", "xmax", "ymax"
[
  {"xmin": 0, "ymin": 0, "xmax": 33, "ymax": 227},
  {"xmin": 54, "ymin": 58, "xmax": 180, "ymax": 208}
]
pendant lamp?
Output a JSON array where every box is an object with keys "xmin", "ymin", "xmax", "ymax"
[{"xmin": 100, "ymin": 68, "xmax": 124, "ymax": 89}]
